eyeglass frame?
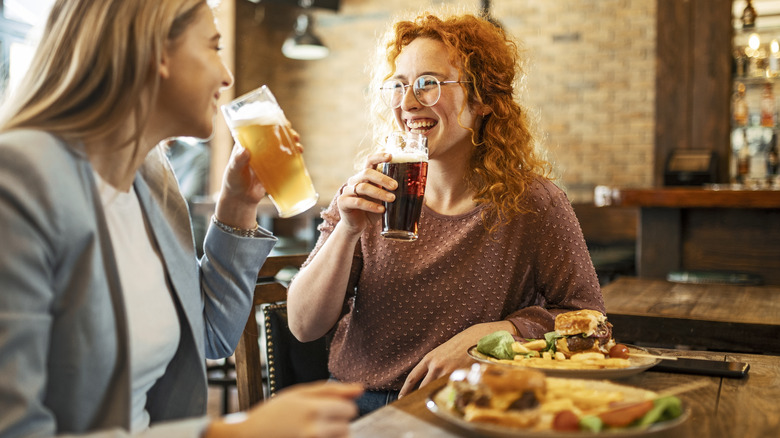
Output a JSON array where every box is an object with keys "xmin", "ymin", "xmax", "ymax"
[{"xmin": 379, "ymin": 74, "xmax": 472, "ymax": 109}]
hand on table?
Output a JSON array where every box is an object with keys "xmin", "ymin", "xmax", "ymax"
[{"xmin": 399, "ymin": 321, "xmax": 517, "ymax": 397}]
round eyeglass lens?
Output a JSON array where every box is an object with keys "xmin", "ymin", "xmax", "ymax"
[
  {"xmin": 380, "ymin": 75, "xmax": 445, "ymax": 108},
  {"xmin": 380, "ymin": 79, "xmax": 405, "ymax": 109},
  {"xmin": 413, "ymin": 75, "xmax": 442, "ymax": 107}
]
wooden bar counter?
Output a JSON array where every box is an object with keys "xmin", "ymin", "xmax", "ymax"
[{"xmin": 612, "ymin": 187, "xmax": 780, "ymax": 285}]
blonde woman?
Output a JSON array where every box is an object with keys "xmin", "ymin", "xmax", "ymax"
[
  {"xmin": 286, "ymin": 10, "xmax": 603, "ymax": 415},
  {"xmin": 0, "ymin": 0, "xmax": 360, "ymax": 436}
]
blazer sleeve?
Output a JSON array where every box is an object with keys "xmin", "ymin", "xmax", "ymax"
[{"xmin": 199, "ymin": 222, "xmax": 276, "ymax": 359}]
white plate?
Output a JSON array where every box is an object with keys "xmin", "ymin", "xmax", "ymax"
[
  {"xmin": 467, "ymin": 345, "xmax": 661, "ymax": 379},
  {"xmin": 426, "ymin": 381, "xmax": 690, "ymax": 437}
]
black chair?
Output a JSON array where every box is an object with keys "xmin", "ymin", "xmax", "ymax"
[
  {"xmin": 234, "ymin": 254, "xmax": 330, "ymax": 410},
  {"xmin": 260, "ymin": 301, "xmax": 330, "ymax": 398}
]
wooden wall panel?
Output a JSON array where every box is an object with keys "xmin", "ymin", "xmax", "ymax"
[
  {"xmin": 682, "ymin": 209, "xmax": 780, "ymax": 285},
  {"xmin": 655, "ymin": 0, "xmax": 733, "ymax": 185}
]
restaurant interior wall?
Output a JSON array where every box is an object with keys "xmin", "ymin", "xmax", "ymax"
[{"xmin": 227, "ymin": 0, "xmax": 657, "ymax": 205}]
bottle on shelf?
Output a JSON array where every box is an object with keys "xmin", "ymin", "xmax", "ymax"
[
  {"xmin": 760, "ymin": 83, "xmax": 776, "ymax": 128},
  {"xmin": 738, "ymin": 129, "xmax": 751, "ymax": 184},
  {"xmin": 768, "ymin": 132, "xmax": 779, "ymax": 179},
  {"xmin": 733, "ymin": 82, "xmax": 749, "ymax": 127},
  {"xmin": 734, "ymin": 47, "xmax": 748, "ymax": 77},
  {"xmin": 742, "ymin": 0, "xmax": 757, "ymax": 29}
]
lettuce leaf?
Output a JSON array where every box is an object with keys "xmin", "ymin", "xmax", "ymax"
[
  {"xmin": 635, "ymin": 396, "xmax": 683, "ymax": 427},
  {"xmin": 476, "ymin": 330, "xmax": 516, "ymax": 360}
]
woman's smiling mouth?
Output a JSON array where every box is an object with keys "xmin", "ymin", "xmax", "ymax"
[{"xmin": 406, "ymin": 118, "xmax": 436, "ymax": 133}]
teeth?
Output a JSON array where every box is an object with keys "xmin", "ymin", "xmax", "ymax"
[{"xmin": 407, "ymin": 120, "xmax": 435, "ymax": 129}]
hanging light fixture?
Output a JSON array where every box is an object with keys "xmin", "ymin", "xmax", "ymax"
[{"xmin": 282, "ymin": 0, "xmax": 329, "ymax": 60}]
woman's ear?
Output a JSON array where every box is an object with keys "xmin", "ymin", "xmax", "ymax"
[
  {"xmin": 158, "ymin": 44, "xmax": 172, "ymax": 79},
  {"xmin": 479, "ymin": 104, "xmax": 492, "ymax": 117}
]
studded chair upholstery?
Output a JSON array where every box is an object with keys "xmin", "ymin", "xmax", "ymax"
[
  {"xmin": 260, "ymin": 301, "xmax": 330, "ymax": 398},
  {"xmin": 234, "ymin": 253, "xmax": 329, "ymax": 410}
]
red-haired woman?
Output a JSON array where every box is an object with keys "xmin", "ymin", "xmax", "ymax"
[{"xmin": 287, "ymin": 9, "xmax": 604, "ymax": 416}]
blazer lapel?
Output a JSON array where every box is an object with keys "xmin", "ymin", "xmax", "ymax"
[{"xmin": 133, "ymin": 150, "xmax": 205, "ymax": 359}]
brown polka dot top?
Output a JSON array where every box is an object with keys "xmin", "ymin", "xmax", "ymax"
[{"xmin": 303, "ymin": 176, "xmax": 603, "ymax": 391}]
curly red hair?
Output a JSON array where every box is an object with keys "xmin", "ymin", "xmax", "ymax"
[{"xmin": 370, "ymin": 12, "xmax": 551, "ymax": 232}]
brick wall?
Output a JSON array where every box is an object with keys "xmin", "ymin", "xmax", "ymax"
[{"xmin": 229, "ymin": 0, "xmax": 657, "ymax": 204}]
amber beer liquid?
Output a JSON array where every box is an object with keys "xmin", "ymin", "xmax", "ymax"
[
  {"xmin": 381, "ymin": 149, "xmax": 428, "ymax": 241},
  {"xmin": 222, "ymin": 86, "xmax": 318, "ymax": 218}
]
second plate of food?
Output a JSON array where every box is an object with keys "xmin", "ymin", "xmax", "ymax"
[{"xmin": 467, "ymin": 345, "xmax": 661, "ymax": 379}]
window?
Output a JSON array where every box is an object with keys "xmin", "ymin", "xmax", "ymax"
[{"xmin": 0, "ymin": 0, "xmax": 54, "ymax": 95}]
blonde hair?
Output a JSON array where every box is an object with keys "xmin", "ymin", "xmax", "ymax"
[
  {"xmin": 0, "ymin": 0, "xmax": 209, "ymax": 159},
  {"xmin": 367, "ymin": 8, "xmax": 551, "ymax": 232}
]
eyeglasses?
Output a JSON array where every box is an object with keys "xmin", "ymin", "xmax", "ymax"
[{"xmin": 380, "ymin": 75, "xmax": 471, "ymax": 109}]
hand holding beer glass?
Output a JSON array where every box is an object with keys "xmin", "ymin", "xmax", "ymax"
[
  {"xmin": 221, "ymin": 86, "xmax": 318, "ymax": 218},
  {"xmin": 380, "ymin": 132, "xmax": 428, "ymax": 241}
]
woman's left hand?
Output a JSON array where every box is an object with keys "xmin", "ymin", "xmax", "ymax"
[{"xmin": 398, "ymin": 321, "xmax": 517, "ymax": 397}]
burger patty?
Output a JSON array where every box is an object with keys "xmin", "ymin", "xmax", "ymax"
[
  {"xmin": 565, "ymin": 321, "xmax": 614, "ymax": 352},
  {"xmin": 464, "ymin": 391, "xmax": 540, "ymax": 412},
  {"xmin": 507, "ymin": 391, "xmax": 540, "ymax": 411},
  {"xmin": 566, "ymin": 335, "xmax": 596, "ymax": 351}
]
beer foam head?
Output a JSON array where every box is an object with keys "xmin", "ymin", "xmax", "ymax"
[
  {"xmin": 225, "ymin": 101, "xmax": 286, "ymax": 128},
  {"xmin": 384, "ymin": 132, "xmax": 428, "ymax": 162},
  {"xmin": 390, "ymin": 150, "xmax": 427, "ymax": 163}
]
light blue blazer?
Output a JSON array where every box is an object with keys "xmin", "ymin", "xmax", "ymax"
[{"xmin": 0, "ymin": 130, "xmax": 276, "ymax": 437}]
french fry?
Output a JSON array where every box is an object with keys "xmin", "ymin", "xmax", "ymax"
[
  {"xmin": 511, "ymin": 342, "xmax": 530, "ymax": 354},
  {"xmin": 522, "ymin": 339, "xmax": 547, "ymax": 351},
  {"xmin": 570, "ymin": 352, "xmax": 607, "ymax": 361}
]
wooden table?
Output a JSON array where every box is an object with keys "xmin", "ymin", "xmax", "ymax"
[
  {"xmin": 602, "ymin": 277, "xmax": 780, "ymax": 354},
  {"xmin": 612, "ymin": 187, "xmax": 780, "ymax": 285},
  {"xmin": 350, "ymin": 349, "xmax": 780, "ymax": 438}
]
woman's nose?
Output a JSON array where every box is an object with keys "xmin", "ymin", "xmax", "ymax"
[{"xmin": 400, "ymin": 85, "xmax": 420, "ymax": 111}]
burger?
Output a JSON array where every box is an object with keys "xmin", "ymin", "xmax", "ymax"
[
  {"xmin": 554, "ymin": 309, "xmax": 615, "ymax": 357},
  {"xmin": 444, "ymin": 363, "xmax": 546, "ymax": 429}
]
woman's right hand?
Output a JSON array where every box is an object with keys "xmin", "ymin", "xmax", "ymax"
[
  {"xmin": 206, "ymin": 381, "xmax": 364, "ymax": 438},
  {"xmin": 336, "ymin": 152, "xmax": 397, "ymax": 236}
]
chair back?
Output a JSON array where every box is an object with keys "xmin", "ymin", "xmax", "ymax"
[
  {"xmin": 234, "ymin": 253, "xmax": 330, "ymax": 410},
  {"xmin": 260, "ymin": 301, "xmax": 330, "ymax": 398}
]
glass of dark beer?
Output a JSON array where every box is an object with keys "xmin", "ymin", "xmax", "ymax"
[{"xmin": 380, "ymin": 132, "xmax": 428, "ymax": 241}]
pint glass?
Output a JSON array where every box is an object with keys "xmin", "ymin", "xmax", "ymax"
[
  {"xmin": 221, "ymin": 86, "xmax": 318, "ymax": 218},
  {"xmin": 380, "ymin": 132, "xmax": 428, "ymax": 241}
]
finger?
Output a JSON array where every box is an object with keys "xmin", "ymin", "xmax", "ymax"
[
  {"xmin": 291, "ymin": 381, "xmax": 365, "ymax": 399},
  {"xmin": 363, "ymin": 152, "xmax": 392, "ymax": 169},
  {"xmin": 227, "ymin": 143, "xmax": 249, "ymax": 166},
  {"xmin": 313, "ymin": 398, "xmax": 360, "ymax": 421},
  {"xmin": 349, "ymin": 170, "xmax": 398, "ymax": 193},
  {"xmin": 233, "ymin": 147, "xmax": 250, "ymax": 165},
  {"xmin": 353, "ymin": 181, "xmax": 395, "ymax": 203},
  {"xmin": 418, "ymin": 369, "xmax": 443, "ymax": 390},
  {"xmin": 399, "ymin": 365, "xmax": 425, "ymax": 397}
]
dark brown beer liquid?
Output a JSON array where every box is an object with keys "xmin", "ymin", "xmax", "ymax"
[{"xmin": 381, "ymin": 161, "xmax": 428, "ymax": 241}]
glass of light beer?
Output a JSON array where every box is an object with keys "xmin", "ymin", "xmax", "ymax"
[
  {"xmin": 380, "ymin": 132, "xmax": 428, "ymax": 241},
  {"xmin": 221, "ymin": 86, "xmax": 318, "ymax": 218}
]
